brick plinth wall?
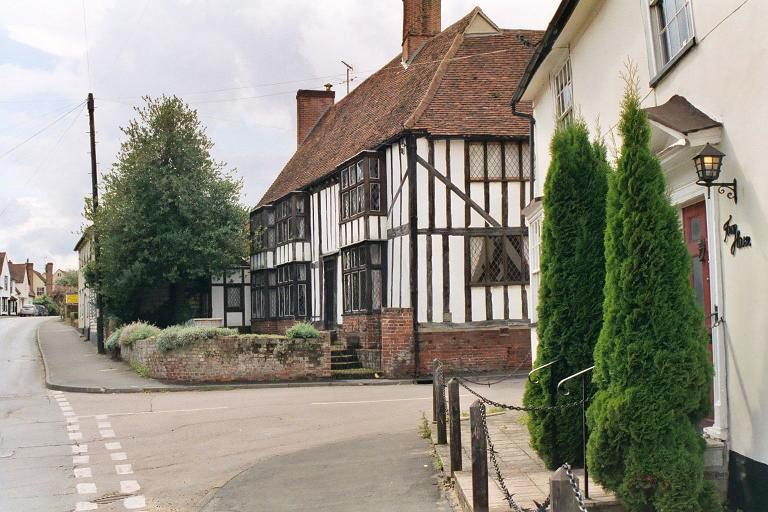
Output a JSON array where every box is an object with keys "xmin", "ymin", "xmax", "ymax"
[
  {"xmin": 418, "ymin": 325, "xmax": 531, "ymax": 375},
  {"xmin": 251, "ymin": 318, "xmax": 301, "ymax": 336},
  {"xmin": 340, "ymin": 313, "xmax": 381, "ymax": 349},
  {"xmin": 380, "ymin": 308, "xmax": 415, "ymax": 378},
  {"xmin": 122, "ymin": 335, "xmax": 331, "ymax": 383}
]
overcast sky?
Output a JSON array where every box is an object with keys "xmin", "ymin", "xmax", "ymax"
[{"xmin": 0, "ymin": 0, "xmax": 559, "ymax": 271}]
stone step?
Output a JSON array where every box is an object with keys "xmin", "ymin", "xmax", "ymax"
[
  {"xmin": 331, "ymin": 368, "xmax": 378, "ymax": 380},
  {"xmin": 331, "ymin": 361, "xmax": 363, "ymax": 370},
  {"xmin": 330, "ymin": 353, "xmax": 356, "ymax": 362}
]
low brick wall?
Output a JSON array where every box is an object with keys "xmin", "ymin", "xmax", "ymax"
[
  {"xmin": 418, "ymin": 324, "xmax": 531, "ymax": 375},
  {"xmin": 122, "ymin": 335, "xmax": 331, "ymax": 383},
  {"xmin": 340, "ymin": 312, "xmax": 381, "ymax": 349},
  {"xmin": 251, "ymin": 318, "xmax": 298, "ymax": 335},
  {"xmin": 380, "ymin": 308, "xmax": 415, "ymax": 378}
]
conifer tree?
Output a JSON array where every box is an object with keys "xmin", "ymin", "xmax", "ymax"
[
  {"xmin": 586, "ymin": 81, "xmax": 719, "ymax": 511},
  {"xmin": 523, "ymin": 120, "xmax": 607, "ymax": 468}
]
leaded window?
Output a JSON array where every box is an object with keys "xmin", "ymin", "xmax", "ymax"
[
  {"xmin": 225, "ymin": 285, "xmax": 242, "ymax": 311},
  {"xmin": 469, "ymin": 235, "xmax": 529, "ymax": 286},
  {"xmin": 468, "ymin": 141, "xmax": 532, "ymax": 181},
  {"xmin": 252, "ymin": 263, "xmax": 308, "ymax": 320},
  {"xmin": 342, "ymin": 242, "xmax": 386, "ymax": 314},
  {"xmin": 340, "ymin": 155, "xmax": 385, "ymax": 220},
  {"xmin": 553, "ymin": 57, "xmax": 573, "ymax": 122},
  {"xmin": 275, "ymin": 194, "xmax": 308, "ymax": 244}
]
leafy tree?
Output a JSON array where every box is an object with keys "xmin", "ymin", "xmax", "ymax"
[
  {"xmin": 88, "ymin": 96, "xmax": 248, "ymax": 326},
  {"xmin": 33, "ymin": 295, "xmax": 59, "ymax": 315},
  {"xmin": 55, "ymin": 270, "xmax": 78, "ymax": 288},
  {"xmin": 586, "ymin": 82, "xmax": 718, "ymax": 511},
  {"xmin": 523, "ymin": 120, "xmax": 608, "ymax": 468}
]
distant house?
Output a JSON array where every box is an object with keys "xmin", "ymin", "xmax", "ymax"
[
  {"xmin": 8, "ymin": 261, "xmax": 32, "ymax": 309},
  {"xmin": 0, "ymin": 252, "xmax": 10, "ymax": 315},
  {"xmin": 32, "ymin": 269, "xmax": 47, "ymax": 298},
  {"xmin": 74, "ymin": 229, "xmax": 96, "ymax": 340}
]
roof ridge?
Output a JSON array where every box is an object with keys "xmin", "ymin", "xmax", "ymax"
[{"xmin": 403, "ymin": 30, "xmax": 465, "ymax": 130}]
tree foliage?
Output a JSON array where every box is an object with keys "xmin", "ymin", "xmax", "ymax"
[
  {"xmin": 55, "ymin": 270, "xmax": 78, "ymax": 288},
  {"xmin": 586, "ymin": 82, "xmax": 718, "ymax": 511},
  {"xmin": 88, "ymin": 96, "xmax": 248, "ymax": 326},
  {"xmin": 523, "ymin": 120, "xmax": 608, "ymax": 468}
]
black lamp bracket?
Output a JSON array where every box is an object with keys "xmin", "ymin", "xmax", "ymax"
[{"xmin": 696, "ymin": 178, "xmax": 738, "ymax": 204}]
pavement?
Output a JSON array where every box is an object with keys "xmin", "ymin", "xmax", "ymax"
[
  {"xmin": 3, "ymin": 315, "xmax": 525, "ymax": 511},
  {"xmin": 36, "ymin": 318, "xmax": 413, "ymax": 393}
]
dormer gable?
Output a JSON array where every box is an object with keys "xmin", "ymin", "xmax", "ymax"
[{"xmin": 464, "ymin": 10, "xmax": 501, "ymax": 36}]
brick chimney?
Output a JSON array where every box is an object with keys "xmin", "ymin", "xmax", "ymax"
[
  {"xmin": 402, "ymin": 0, "xmax": 441, "ymax": 63},
  {"xmin": 296, "ymin": 87, "xmax": 335, "ymax": 147},
  {"xmin": 45, "ymin": 262, "xmax": 53, "ymax": 296}
]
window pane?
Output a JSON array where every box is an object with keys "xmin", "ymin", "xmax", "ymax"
[
  {"xmin": 269, "ymin": 289, "xmax": 277, "ymax": 316},
  {"xmin": 296, "ymin": 197, "xmax": 305, "ymax": 214},
  {"xmin": 356, "ymin": 161, "xmax": 364, "ymax": 182},
  {"xmin": 344, "ymin": 275, "xmax": 351, "ymax": 312},
  {"xmin": 351, "ymin": 188, "xmax": 358, "ymax": 215},
  {"xmin": 469, "ymin": 143, "xmax": 484, "ymax": 179},
  {"xmin": 266, "ymin": 210, "xmax": 275, "ymax": 225},
  {"xmin": 343, "ymin": 192, "xmax": 350, "ymax": 219},
  {"xmin": 357, "ymin": 184, "xmax": 365, "ymax": 212},
  {"xmin": 297, "ymin": 284, "xmax": 306, "ymax": 316},
  {"xmin": 370, "ymin": 183, "xmax": 381, "ymax": 211},
  {"xmin": 370, "ymin": 158, "xmax": 379, "ymax": 179},
  {"xmin": 297, "ymin": 217, "xmax": 305, "ymax": 239},
  {"xmin": 370, "ymin": 244, "xmax": 381, "ymax": 266},
  {"xmin": 349, "ymin": 165, "xmax": 356, "ymax": 185},
  {"xmin": 521, "ymin": 144, "xmax": 532, "ymax": 180},
  {"xmin": 372, "ymin": 269, "xmax": 382, "ymax": 310},
  {"xmin": 342, "ymin": 168, "xmax": 348, "ymax": 188},
  {"xmin": 487, "ymin": 142, "xmax": 502, "ymax": 179},
  {"xmin": 504, "ymin": 142, "xmax": 520, "ymax": 179},
  {"xmin": 352, "ymin": 272, "xmax": 359, "ymax": 310},
  {"xmin": 297, "ymin": 264, "xmax": 307, "ymax": 281}
]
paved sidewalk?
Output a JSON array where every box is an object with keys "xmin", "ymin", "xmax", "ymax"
[{"xmin": 36, "ymin": 319, "xmax": 413, "ymax": 393}]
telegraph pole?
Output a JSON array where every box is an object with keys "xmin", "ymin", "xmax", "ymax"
[{"xmin": 87, "ymin": 93, "xmax": 105, "ymax": 354}]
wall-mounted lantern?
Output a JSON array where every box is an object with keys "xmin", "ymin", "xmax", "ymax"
[{"xmin": 693, "ymin": 143, "xmax": 737, "ymax": 203}]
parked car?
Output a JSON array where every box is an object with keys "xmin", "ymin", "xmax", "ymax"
[
  {"xmin": 35, "ymin": 305, "xmax": 48, "ymax": 316},
  {"xmin": 19, "ymin": 304, "xmax": 38, "ymax": 317}
]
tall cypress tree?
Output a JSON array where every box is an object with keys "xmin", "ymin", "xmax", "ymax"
[
  {"xmin": 586, "ymin": 84, "xmax": 719, "ymax": 511},
  {"xmin": 523, "ymin": 120, "xmax": 607, "ymax": 468}
]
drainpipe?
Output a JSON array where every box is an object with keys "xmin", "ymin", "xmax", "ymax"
[{"xmin": 511, "ymin": 100, "xmax": 536, "ymax": 200}]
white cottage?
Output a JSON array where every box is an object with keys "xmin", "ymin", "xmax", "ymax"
[
  {"xmin": 513, "ymin": 0, "xmax": 768, "ymax": 506},
  {"xmin": 251, "ymin": 1, "xmax": 542, "ymax": 377},
  {"xmin": 0, "ymin": 252, "xmax": 11, "ymax": 315},
  {"xmin": 75, "ymin": 229, "xmax": 96, "ymax": 340}
]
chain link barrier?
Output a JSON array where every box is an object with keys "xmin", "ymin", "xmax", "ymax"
[
  {"xmin": 562, "ymin": 463, "xmax": 589, "ymax": 512},
  {"xmin": 456, "ymin": 378, "xmax": 586, "ymax": 413},
  {"xmin": 457, "ymin": 353, "xmax": 533, "ymax": 387}
]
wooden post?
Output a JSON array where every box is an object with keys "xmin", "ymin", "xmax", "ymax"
[
  {"xmin": 432, "ymin": 359, "xmax": 439, "ymax": 422},
  {"xmin": 470, "ymin": 400, "xmax": 488, "ymax": 512},
  {"xmin": 448, "ymin": 378, "xmax": 462, "ymax": 474},
  {"xmin": 550, "ymin": 466, "xmax": 580, "ymax": 512},
  {"xmin": 436, "ymin": 369, "xmax": 447, "ymax": 444}
]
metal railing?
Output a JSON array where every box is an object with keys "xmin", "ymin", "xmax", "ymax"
[{"xmin": 557, "ymin": 365, "xmax": 595, "ymax": 499}]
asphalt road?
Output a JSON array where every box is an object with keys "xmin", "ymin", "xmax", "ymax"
[{"xmin": 0, "ymin": 317, "xmax": 524, "ymax": 511}]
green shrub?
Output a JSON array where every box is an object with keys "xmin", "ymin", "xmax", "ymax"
[
  {"xmin": 118, "ymin": 321, "xmax": 160, "ymax": 347},
  {"xmin": 156, "ymin": 325, "xmax": 237, "ymax": 352},
  {"xmin": 586, "ymin": 80, "xmax": 717, "ymax": 511},
  {"xmin": 130, "ymin": 360, "xmax": 149, "ymax": 378},
  {"xmin": 285, "ymin": 321, "xmax": 320, "ymax": 339},
  {"xmin": 523, "ymin": 119, "xmax": 608, "ymax": 469},
  {"xmin": 105, "ymin": 327, "xmax": 123, "ymax": 351}
]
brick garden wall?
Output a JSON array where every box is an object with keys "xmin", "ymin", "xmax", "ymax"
[
  {"xmin": 380, "ymin": 308, "xmax": 415, "ymax": 378},
  {"xmin": 251, "ymin": 318, "xmax": 298, "ymax": 336},
  {"xmin": 340, "ymin": 313, "xmax": 381, "ymax": 349},
  {"xmin": 122, "ymin": 335, "xmax": 331, "ymax": 383},
  {"xmin": 418, "ymin": 325, "xmax": 531, "ymax": 375}
]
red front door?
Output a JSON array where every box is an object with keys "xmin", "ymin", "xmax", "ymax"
[{"xmin": 682, "ymin": 201, "xmax": 714, "ymax": 424}]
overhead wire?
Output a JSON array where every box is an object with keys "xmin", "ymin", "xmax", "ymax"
[{"xmin": 0, "ymin": 101, "xmax": 86, "ymax": 161}]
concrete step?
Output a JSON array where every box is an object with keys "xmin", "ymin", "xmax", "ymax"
[
  {"xmin": 330, "ymin": 354, "xmax": 356, "ymax": 362},
  {"xmin": 331, "ymin": 361, "xmax": 363, "ymax": 370}
]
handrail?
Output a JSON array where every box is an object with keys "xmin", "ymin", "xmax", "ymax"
[
  {"xmin": 527, "ymin": 358, "xmax": 560, "ymax": 384},
  {"xmin": 557, "ymin": 366, "xmax": 595, "ymax": 395}
]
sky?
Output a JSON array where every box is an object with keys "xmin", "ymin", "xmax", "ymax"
[{"xmin": 0, "ymin": 0, "xmax": 559, "ymax": 271}]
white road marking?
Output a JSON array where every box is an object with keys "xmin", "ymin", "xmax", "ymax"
[
  {"xmin": 310, "ymin": 395, "xmax": 471, "ymax": 405},
  {"xmin": 68, "ymin": 424, "xmax": 80, "ymax": 432},
  {"xmin": 66, "ymin": 416, "xmax": 79, "ymax": 423},
  {"xmin": 115, "ymin": 464, "xmax": 133, "ymax": 475},
  {"xmin": 120, "ymin": 480, "xmax": 140, "ymax": 494},
  {"xmin": 123, "ymin": 495, "xmax": 146, "ymax": 509},
  {"xmin": 52, "ymin": 390, "xmax": 63, "ymax": 395},
  {"xmin": 76, "ymin": 406, "xmax": 229, "ymax": 419},
  {"xmin": 76, "ymin": 482, "xmax": 97, "ymax": 495},
  {"xmin": 69, "ymin": 432, "xmax": 83, "ymax": 441},
  {"xmin": 105, "ymin": 442, "xmax": 122, "ymax": 450},
  {"xmin": 100, "ymin": 429, "xmax": 116, "ymax": 438},
  {"xmin": 55, "ymin": 396, "xmax": 67, "ymax": 401},
  {"xmin": 59, "ymin": 401, "xmax": 71, "ymax": 407},
  {"xmin": 73, "ymin": 455, "xmax": 90, "ymax": 465},
  {"xmin": 97, "ymin": 421, "xmax": 111, "ymax": 429},
  {"xmin": 60, "ymin": 406, "xmax": 73, "ymax": 412},
  {"xmin": 111, "ymin": 452, "xmax": 127, "ymax": 461},
  {"xmin": 74, "ymin": 467, "xmax": 92, "ymax": 478},
  {"xmin": 75, "ymin": 501, "xmax": 97, "ymax": 511},
  {"xmin": 72, "ymin": 444, "xmax": 88, "ymax": 454},
  {"xmin": 63, "ymin": 411, "xmax": 75, "ymax": 417}
]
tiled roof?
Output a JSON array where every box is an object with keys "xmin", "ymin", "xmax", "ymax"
[
  {"xmin": 0, "ymin": 252, "xmax": 5, "ymax": 271},
  {"xmin": 9, "ymin": 263, "xmax": 26, "ymax": 283},
  {"xmin": 257, "ymin": 8, "xmax": 542, "ymax": 207}
]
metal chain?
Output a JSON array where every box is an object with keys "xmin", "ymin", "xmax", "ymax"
[
  {"xmin": 534, "ymin": 495, "xmax": 551, "ymax": 512},
  {"xmin": 457, "ymin": 379, "xmax": 585, "ymax": 413},
  {"xmin": 458, "ymin": 354, "xmax": 533, "ymax": 387},
  {"xmin": 480, "ymin": 402, "xmax": 525, "ymax": 512},
  {"xmin": 562, "ymin": 463, "xmax": 589, "ymax": 512}
]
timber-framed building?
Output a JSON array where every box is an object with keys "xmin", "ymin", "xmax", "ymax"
[{"xmin": 251, "ymin": 0, "xmax": 542, "ymax": 377}]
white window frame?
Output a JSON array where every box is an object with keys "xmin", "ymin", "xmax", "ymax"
[
  {"xmin": 551, "ymin": 57, "xmax": 574, "ymax": 123},
  {"xmin": 646, "ymin": 0, "xmax": 696, "ymax": 83}
]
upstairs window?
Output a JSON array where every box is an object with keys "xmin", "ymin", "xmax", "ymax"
[
  {"xmin": 250, "ymin": 207, "xmax": 276, "ymax": 253},
  {"xmin": 469, "ymin": 235, "xmax": 529, "ymax": 286},
  {"xmin": 649, "ymin": 0, "xmax": 695, "ymax": 80},
  {"xmin": 552, "ymin": 57, "xmax": 573, "ymax": 123},
  {"xmin": 341, "ymin": 156, "xmax": 385, "ymax": 220},
  {"xmin": 275, "ymin": 194, "xmax": 308, "ymax": 244},
  {"xmin": 468, "ymin": 141, "xmax": 532, "ymax": 181}
]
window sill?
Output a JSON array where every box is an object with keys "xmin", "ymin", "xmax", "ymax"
[
  {"xmin": 470, "ymin": 281, "xmax": 530, "ymax": 287},
  {"xmin": 649, "ymin": 38, "xmax": 696, "ymax": 88},
  {"xmin": 469, "ymin": 178, "xmax": 531, "ymax": 183}
]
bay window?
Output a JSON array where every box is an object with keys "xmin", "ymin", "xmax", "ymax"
[
  {"xmin": 252, "ymin": 262, "xmax": 309, "ymax": 320},
  {"xmin": 342, "ymin": 242, "xmax": 386, "ymax": 314},
  {"xmin": 340, "ymin": 155, "xmax": 385, "ymax": 220}
]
